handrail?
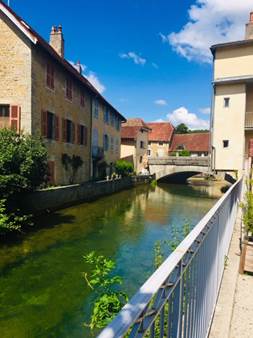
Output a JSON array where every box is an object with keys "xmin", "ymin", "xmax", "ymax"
[{"xmin": 97, "ymin": 178, "xmax": 242, "ymax": 338}]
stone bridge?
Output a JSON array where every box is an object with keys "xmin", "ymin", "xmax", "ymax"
[{"xmin": 148, "ymin": 156, "xmax": 210, "ymax": 182}]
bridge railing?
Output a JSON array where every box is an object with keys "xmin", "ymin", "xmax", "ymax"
[
  {"xmin": 97, "ymin": 178, "xmax": 242, "ymax": 338},
  {"xmin": 148, "ymin": 156, "xmax": 210, "ymax": 166}
]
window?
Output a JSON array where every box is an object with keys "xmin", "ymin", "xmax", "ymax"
[
  {"xmin": 139, "ymin": 156, "xmax": 143, "ymax": 163},
  {"xmin": 41, "ymin": 111, "xmax": 59, "ymax": 141},
  {"xmin": 77, "ymin": 124, "xmax": 87, "ymax": 145},
  {"xmin": 158, "ymin": 142, "xmax": 163, "ymax": 146},
  {"xmin": 224, "ymin": 97, "xmax": 230, "ymax": 108},
  {"xmin": 46, "ymin": 63, "xmax": 54, "ymax": 90},
  {"xmin": 115, "ymin": 117, "xmax": 120, "ymax": 131},
  {"xmin": 110, "ymin": 111, "xmax": 114, "ymax": 126},
  {"xmin": 92, "ymin": 98, "xmax": 99, "ymax": 118},
  {"xmin": 104, "ymin": 107, "xmax": 110, "ymax": 124},
  {"xmin": 223, "ymin": 140, "xmax": 229, "ymax": 148},
  {"xmin": 80, "ymin": 92, "xmax": 85, "ymax": 107},
  {"xmin": 0, "ymin": 104, "xmax": 10, "ymax": 117},
  {"xmin": 104, "ymin": 134, "xmax": 109, "ymax": 151},
  {"xmin": 66, "ymin": 78, "xmax": 73, "ymax": 100},
  {"xmin": 147, "ymin": 149, "xmax": 151, "ymax": 156},
  {"xmin": 140, "ymin": 141, "xmax": 145, "ymax": 149},
  {"xmin": 92, "ymin": 128, "xmax": 98, "ymax": 146},
  {"xmin": 62, "ymin": 118, "xmax": 75, "ymax": 143},
  {"xmin": 115, "ymin": 138, "xmax": 119, "ymax": 153}
]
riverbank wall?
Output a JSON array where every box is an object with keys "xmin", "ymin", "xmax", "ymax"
[{"xmin": 20, "ymin": 175, "xmax": 153, "ymax": 214}]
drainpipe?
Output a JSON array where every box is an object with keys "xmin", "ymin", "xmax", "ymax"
[{"xmin": 209, "ymin": 51, "xmax": 216, "ymax": 175}]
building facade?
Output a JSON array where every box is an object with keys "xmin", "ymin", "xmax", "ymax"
[
  {"xmin": 211, "ymin": 12, "xmax": 253, "ymax": 177},
  {"xmin": 169, "ymin": 133, "xmax": 210, "ymax": 157},
  {"xmin": 0, "ymin": 2, "xmax": 125, "ymax": 185},
  {"xmin": 146, "ymin": 122, "xmax": 174, "ymax": 157},
  {"xmin": 121, "ymin": 118, "xmax": 150, "ymax": 173},
  {"xmin": 92, "ymin": 98, "xmax": 125, "ymax": 179}
]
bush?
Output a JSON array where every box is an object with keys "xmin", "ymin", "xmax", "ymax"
[
  {"xmin": 0, "ymin": 128, "xmax": 48, "ymax": 198},
  {"xmin": 0, "ymin": 128, "xmax": 47, "ymax": 236},
  {"xmin": 179, "ymin": 150, "xmax": 191, "ymax": 157},
  {"xmin": 115, "ymin": 160, "xmax": 134, "ymax": 177}
]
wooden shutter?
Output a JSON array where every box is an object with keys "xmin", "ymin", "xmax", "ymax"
[
  {"xmin": 47, "ymin": 161, "xmax": 55, "ymax": 185},
  {"xmin": 84, "ymin": 126, "xmax": 87, "ymax": 146},
  {"xmin": 41, "ymin": 110, "xmax": 47, "ymax": 137},
  {"xmin": 55, "ymin": 115, "xmax": 59, "ymax": 141},
  {"xmin": 62, "ymin": 118, "xmax": 66, "ymax": 142},
  {"xmin": 10, "ymin": 105, "xmax": 21, "ymax": 132},
  {"xmin": 76, "ymin": 124, "xmax": 81, "ymax": 144},
  {"xmin": 51, "ymin": 66, "xmax": 54, "ymax": 89},
  {"xmin": 72, "ymin": 122, "xmax": 75, "ymax": 144}
]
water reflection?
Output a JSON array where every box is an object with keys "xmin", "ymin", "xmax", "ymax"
[{"xmin": 0, "ymin": 182, "xmax": 223, "ymax": 338}]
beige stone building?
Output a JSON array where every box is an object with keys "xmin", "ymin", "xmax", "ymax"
[
  {"xmin": 211, "ymin": 12, "xmax": 253, "ymax": 177},
  {"xmin": 146, "ymin": 122, "xmax": 174, "ymax": 157},
  {"xmin": 121, "ymin": 118, "xmax": 150, "ymax": 173},
  {"xmin": 0, "ymin": 2, "xmax": 125, "ymax": 185},
  {"xmin": 91, "ymin": 98, "xmax": 126, "ymax": 179}
]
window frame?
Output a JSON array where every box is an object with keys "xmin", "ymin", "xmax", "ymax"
[
  {"xmin": 46, "ymin": 62, "xmax": 55, "ymax": 90},
  {"xmin": 0, "ymin": 104, "xmax": 10, "ymax": 117},
  {"xmin": 223, "ymin": 140, "xmax": 229, "ymax": 148},
  {"xmin": 224, "ymin": 97, "xmax": 230, "ymax": 108}
]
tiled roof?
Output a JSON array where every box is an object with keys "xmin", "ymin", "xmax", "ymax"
[
  {"xmin": 0, "ymin": 1, "xmax": 126, "ymax": 122},
  {"xmin": 170, "ymin": 133, "xmax": 210, "ymax": 152},
  {"xmin": 121, "ymin": 126, "xmax": 141, "ymax": 140},
  {"xmin": 147, "ymin": 122, "xmax": 174, "ymax": 142},
  {"xmin": 124, "ymin": 118, "xmax": 151, "ymax": 130}
]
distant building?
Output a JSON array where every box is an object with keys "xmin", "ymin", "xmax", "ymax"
[
  {"xmin": 121, "ymin": 118, "xmax": 150, "ymax": 173},
  {"xmin": 0, "ymin": 2, "xmax": 125, "ymax": 185},
  {"xmin": 170, "ymin": 133, "xmax": 210, "ymax": 157},
  {"xmin": 211, "ymin": 12, "xmax": 253, "ymax": 177},
  {"xmin": 146, "ymin": 122, "xmax": 174, "ymax": 157}
]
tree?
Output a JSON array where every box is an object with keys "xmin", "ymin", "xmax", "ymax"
[
  {"xmin": 0, "ymin": 128, "xmax": 48, "ymax": 235},
  {"xmin": 0, "ymin": 128, "xmax": 48, "ymax": 198},
  {"xmin": 175, "ymin": 123, "xmax": 189, "ymax": 134},
  {"xmin": 115, "ymin": 160, "xmax": 134, "ymax": 177}
]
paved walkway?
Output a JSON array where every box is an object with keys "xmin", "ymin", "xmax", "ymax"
[{"xmin": 209, "ymin": 211, "xmax": 253, "ymax": 337}]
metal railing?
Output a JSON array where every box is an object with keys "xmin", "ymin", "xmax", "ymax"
[
  {"xmin": 98, "ymin": 178, "xmax": 242, "ymax": 338},
  {"xmin": 148, "ymin": 156, "xmax": 209, "ymax": 167}
]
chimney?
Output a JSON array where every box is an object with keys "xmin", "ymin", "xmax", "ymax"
[
  {"xmin": 50, "ymin": 25, "xmax": 64, "ymax": 57},
  {"xmin": 75, "ymin": 60, "xmax": 82, "ymax": 74},
  {"xmin": 245, "ymin": 12, "xmax": 253, "ymax": 39}
]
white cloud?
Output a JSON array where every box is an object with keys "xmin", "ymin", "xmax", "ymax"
[
  {"xmin": 167, "ymin": 106, "xmax": 209, "ymax": 129},
  {"xmin": 161, "ymin": 0, "xmax": 253, "ymax": 63},
  {"xmin": 68, "ymin": 60, "xmax": 106, "ymax": 94},
  {"xmin": 152, "ymin": 62, "xmax": 159, "ymax": 69},
  {"xmin": 86, "ymin": 72, "xmax": 106, "ymax": 94},
  {"xmin": 154, "ymin": 99, "xmax": 167, "ymax": 106},
  {"xmin": 154, "ymin": 118, "xmax": 165, "ymax": 122},
  {"xmin": 119, "ymin": 51, "xmax": 147, "ymax": 65},
  {"xmin": 199, "ymin": 107, "xmax": 211, "ymax": 115}
]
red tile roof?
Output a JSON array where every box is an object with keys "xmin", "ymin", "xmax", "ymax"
[
  {"xmin": 124, "ymin": 118, "xmax": 151, "ymax": 130},
  {"xmin": 170, "ymin": 133, "xmax": 210, "ymax": 152},
  {"xmin": 147, "ymin": 122, "xmax": 174, "ymax": 142},
  {"xmin": 121, "ymin": 126, "xmax": 140, "ymax": 140},
  {"xmin": 0, "ymin": 1, "xmax": 126, "ymax": 122}
]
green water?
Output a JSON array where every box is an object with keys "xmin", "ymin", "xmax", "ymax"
[{"xmin": 0, "ymin": 183, "xmax": 222, "ymax": 338}]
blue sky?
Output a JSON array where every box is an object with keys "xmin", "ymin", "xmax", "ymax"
[{"xmin": 6, "ymin": 0, "xmax": 253, "ymax": 128}]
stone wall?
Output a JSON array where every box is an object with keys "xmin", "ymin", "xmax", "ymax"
[{"xmin": 20, "ymin": 176, "xmax": 153, "ymax": 213}]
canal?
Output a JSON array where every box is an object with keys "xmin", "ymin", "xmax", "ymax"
[{"xmin": 0, "ymin": 182, "xmax": 224, "ymax": 338}]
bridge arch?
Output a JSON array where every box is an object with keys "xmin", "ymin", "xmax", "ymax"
[{"xmin": 157, "ymin": 170, "xmax": 204, "ymax": 183}]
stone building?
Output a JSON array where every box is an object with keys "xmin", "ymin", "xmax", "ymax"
[
  {"xmin": 121, "ymin": 118, "xmax": 150, "ymax": 173},
  {"xmin": 0, "ymin": 1, "xmax": 125, "ymax": 185},
  {"xmin": 211, "ymin": 12, "xmax": 253, "ymax": 177},
  {"xmin": 146, "ymin": 122, "xmax": 174, "ymax": 157},
  {"xmin": 169, "ymin": 133, "xmax": 210, "ymax": 157}
]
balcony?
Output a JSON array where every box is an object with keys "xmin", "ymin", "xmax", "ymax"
[
  {"xmin": 92, "ymin": 146, "xmax": 104, "ymax": 160},
  {"xmin": 245, "ymin": 112, "xmax": 253, "ymax": 129}
]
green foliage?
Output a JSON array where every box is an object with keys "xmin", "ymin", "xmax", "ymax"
[
  {"xmin": 240, "ymin": 187, "xmax": 253, "ymax": 234},
  {"xmin": 153, "ymin": 222, "xmax": 191, "ymax": 269},
  {"xmin": 178, "ymin": 149, "xmax": 191, "ymax": 157},
  {"xmin": 175, "ymin": 123, "xmax": 189, "ymax": 134},
  {"xmin": 115, "ymin": 159, "xmax": 134, "ymax": 177},
  {"xmin": 0, "ymin": 128, "xmax": 48, "ymax": 198},
  {"xmin": 150, "ymin": 179, "xmax": 157, "ymax": 188},
  {"xmin": 83, "ymin": 251, "xmax": 128, "ymax": 331},
  {"xmin": 0, "ymin": 199, "xmax": 33, "ymax": 235},
  {"xmin": 61, "ymin": 153, "xmax": 83, "ymax": 184}
]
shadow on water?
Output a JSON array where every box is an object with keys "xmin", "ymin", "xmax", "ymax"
[{"xmin": 0, "ymin": 182, "xmax": 223, "ymax": 338}]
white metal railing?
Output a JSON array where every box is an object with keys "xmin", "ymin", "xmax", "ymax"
[
  {"xmin": 97, "ymin": 178, "xmax": 242, "ymax": 338},
  {"xmin": 245, "ymin": 112, "xmax": 253, "ymax": 129}
]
